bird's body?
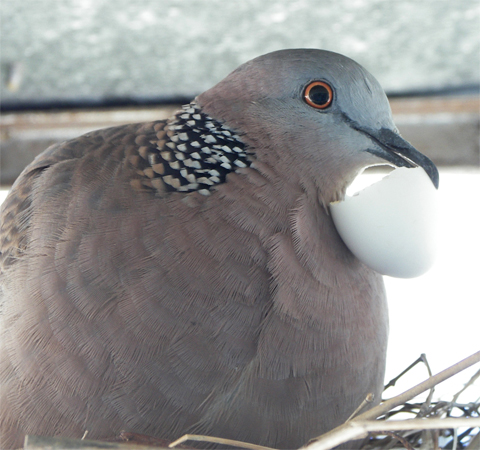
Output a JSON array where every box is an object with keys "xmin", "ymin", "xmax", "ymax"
[{"xmin": 0, "ymin": 49, "xmax": 437, "ymax": 449}]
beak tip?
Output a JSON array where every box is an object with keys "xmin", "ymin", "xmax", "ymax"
[
  {"xmin": 369, "ymin": 128, "xmax": 440, "ymax": 189},
  {"xmin": 425, "ymin": 163, "xmax": 440, "ymax": 189}
]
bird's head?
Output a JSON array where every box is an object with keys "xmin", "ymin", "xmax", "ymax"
[{"xmin": 197, "ymin": 49, "xmax": 438, "ymax": 205}]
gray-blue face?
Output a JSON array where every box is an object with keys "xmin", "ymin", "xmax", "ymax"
[{"xmin": 245, "ymin": 49, "xmax": 395, "ymax": 131}]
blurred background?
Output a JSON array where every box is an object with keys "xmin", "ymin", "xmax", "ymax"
[{"xmin": 1, "ymin": 0, "xmax": 479, "ymax": 402}]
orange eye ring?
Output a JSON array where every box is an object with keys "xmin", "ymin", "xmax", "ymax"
[{"xmin": 304, "ymin": 81, "xmax": 334, "ymax": 109}]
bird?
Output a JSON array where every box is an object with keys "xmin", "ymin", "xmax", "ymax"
[{"xmin": 0, "ymin": 49, "xmax": 438, "ymax": 449}]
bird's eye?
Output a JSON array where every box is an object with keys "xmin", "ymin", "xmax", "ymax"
[{"xmin": 304, "ymin": 81, "xmax": 333, "ymax": 109}]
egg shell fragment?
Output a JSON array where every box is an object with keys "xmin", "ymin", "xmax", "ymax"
[{"xmin": 330, "ymin": 166, "xmax": 439, "ymax": 278}]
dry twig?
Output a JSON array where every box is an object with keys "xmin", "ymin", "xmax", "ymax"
[{"xmin": 304, "ymin": 350, "xmax": 480, "ymax": 450}]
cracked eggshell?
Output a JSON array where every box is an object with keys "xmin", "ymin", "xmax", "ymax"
[{"xmin": 330, "ymin": 167, "xmax": 439, "ymax": 278}]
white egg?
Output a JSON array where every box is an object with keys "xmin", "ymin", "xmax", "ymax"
[{"xmin": 330, "ymin": 167, "xmax": 439, "ymax": 278}]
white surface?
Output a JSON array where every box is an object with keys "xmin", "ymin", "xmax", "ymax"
[
  {"xmin": 0, "ymin": 190, "xmax": 8, "ymax": 205},
  {"xmin": 382, "ymin": 168, "xmax": 480, "ymax": 403},
  {"xmin": 1, "ymin": 168, "xmax": 479, "ymax": 401},
  {"xmin": 331, "ymin": 167, "xmax": 439, "ymax": 278}
]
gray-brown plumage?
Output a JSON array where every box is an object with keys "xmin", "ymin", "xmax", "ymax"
[{"xmin": 0, "ymin": 49, "xmax": 438, "ymax": 449}]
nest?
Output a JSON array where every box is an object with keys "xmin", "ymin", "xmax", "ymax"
[{"xmin": 360, "ymin": 354, "xmax": 480, "ymax": 450}]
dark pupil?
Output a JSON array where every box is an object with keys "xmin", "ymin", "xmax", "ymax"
[{"xmin": 310, "ymin": 85, "xmax": 330, "ymax": 105}]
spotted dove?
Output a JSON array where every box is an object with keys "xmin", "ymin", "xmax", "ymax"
[{"xmin": 0, "ymin": 49, "xmax": 439, "ymax": 449}]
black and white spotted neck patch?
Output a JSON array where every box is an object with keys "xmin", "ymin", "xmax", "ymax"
[{"xmin": 132, "ymin": 102, "xmax": 252, "ymax": 196}]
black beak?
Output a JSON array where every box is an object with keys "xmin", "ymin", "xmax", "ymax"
[{"xmin": 360, "ymin": 127, "xmax": 439, "ymax": 189}]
